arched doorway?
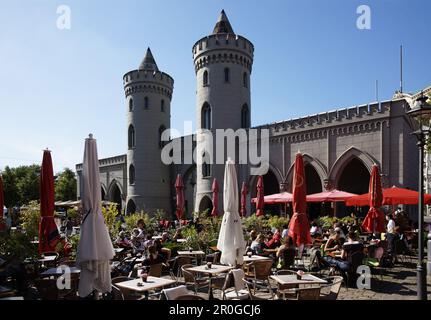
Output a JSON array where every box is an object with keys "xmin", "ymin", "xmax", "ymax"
[
  {"xmin": 109, "ymin": 182, "xmax": 122, "ymax": 213},
  {"xmin": 126, "ymin": 199, "xmax": 136, "ymax": 215},
  {"xmin": 337, "ymin": 158, "xmax": 370, "ymax": 217},
  {"xmin": 305, "ymin": 164, "xmax": 323, "ymax": 220},
  {"xmin": 101, "ymin": 187, "xmax": 106, "ymax": 200},
  {"xmin": 198, "ymin": 195, "xmax": 213, "ymax": 215},
  {"xmin": 250, "ymin": 169, "xmax": 280, "ymax": 215}
]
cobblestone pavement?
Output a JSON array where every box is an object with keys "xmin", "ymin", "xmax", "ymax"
[{"xmin": 188, "ymin": 258, "xmax": 431, "ymax": 300}]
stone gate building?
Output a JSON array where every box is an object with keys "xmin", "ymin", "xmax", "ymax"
[{"xmin": 76, "ymin": 11, "xmax": 429, "ymax": 219}]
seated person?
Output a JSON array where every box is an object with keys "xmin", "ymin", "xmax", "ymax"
[
  {"xmin": 173, "ymin": 228, "xmax": 183, "ymax": 240},
  {"xmin": 247, "ymin": 230, "xmax": 257, "ymax": 247},
  {"xmin": 276, "ymin": 236, "xmax": 296, "ymax": 269},
  {"xmin": 131, "ymin": 228, "xmax": 147, "ymax": 253},
  {"xmin": 115, "ymin": 231, "xmax": 132, "ymax": 248},
  {"xmin": 250, "ymin": 234, "xmax": 268, "ymax": 255},
  {"xmin": 310, "ymin": 221, "xmax": 322, "ymax": 237},
  {"xmin": 265, "ymin": 229, "xmax": 281, "ymax": 249},
  {"xmin": 154, "ymin": 239, "xmax": 171, "ymax": 263},
  {"xmin": 142, "ymin": 245, "xmax": 165, "ymax": 266},
  {"xmin": 323, "ymin": 230, "xmax": 342, "ymax": 255}
]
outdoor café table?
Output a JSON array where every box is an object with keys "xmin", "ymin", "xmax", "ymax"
[
  {"xmin": 177, "ymin": 250, "xmax": 205, "ymax": 256},
  {"xmin": 243, "ymin": 255, "xmax": 272, "ymax": 263},
  {"xmin": 40, "ymin": 267, "xmax": 81, "ymax": 278},
  {"xmin": 270, "ymin": 274, "xmax": 327, "ymax": 287},
  {"xmin": 176, "ymin": 239, "xmax": 187, "ymax": 243},
  {"xmin": 38, "ymin": 255, "xmax": 57, "ymax": 263},
  {"xmin": 115, "ymin": 276, "xmax": 176, "ymax": 299},
  {"xmin": 0, "ymin": 285, "xmax": 15, "ymax": 298},
  {"xmin": 187, "ymin": 264, "xmax": 233, "ymax": 299},
  {"xmin": 152, "ymin": 235, "xmax": 163, "ymax": 240}
]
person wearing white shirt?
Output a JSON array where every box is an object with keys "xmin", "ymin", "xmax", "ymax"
[{"xmin": 385, "ymin": 214, "xmax": 397, "ymax": 260}]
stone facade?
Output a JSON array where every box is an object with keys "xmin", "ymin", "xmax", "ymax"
[{"xmin": 76, "ymin": 11, "xmax": 428, "ymax": 219}]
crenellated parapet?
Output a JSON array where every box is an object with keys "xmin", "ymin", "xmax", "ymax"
[
  {"xmin": 255, "ymin": 100, "xmax": 397, "ymax": 144},
  {"xmin": 123, "ymin": 69, "xmax": 174, "ymax": 99},
  {"xmin": 192, "ymin": 34, "xmax": 254, "ymax": 74}
]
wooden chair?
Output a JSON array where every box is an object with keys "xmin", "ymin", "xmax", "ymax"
[
  {"xmin": 111, "ymin": 285, "xmax": 125, "ymax": 300},
  {"xmin": 148, "ymin": 263, "xmax": 163, "ymax": 278},
  {"xmin": 244, "ymin": 259, "xmax": 274, "ymax": 298},
  {"xmin": 296, "ymin": 287, "xmax": 321, "ymax": 300},
  {"xmin": 319, "ymin": 276, "xmax": 343, "ymax": 300}
]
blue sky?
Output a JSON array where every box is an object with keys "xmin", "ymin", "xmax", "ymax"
[{"xmin": 0, "ymin": 0, "xmax": 429, "ymax": 172}]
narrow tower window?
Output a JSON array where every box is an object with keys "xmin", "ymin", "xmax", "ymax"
[
  {"xmin": 129, "ymin": 98, "xmax": 134, "ymax": 112},
  {"xmin": 128, "ymin": 125, "xmax": 135, "ymax": 149},
  {"xmin": 202, "ymin": 153, "xmax": 211, "ymax": 178},
  {"xmin": 201, "ymin": 103, "xmax": 211, "ymax": 130},
  {"xmin": 203, "ymin": 70, "xmax": 209, "ymax": 86},
  {"xmin": 159, "ymin": 125, "xmax": 166, "ymax": 149},
  {"xmin": 241, "ymin": 104, "xmax": 250, "ymax": 128},
  {"xmin": 243, "ymin": 72, "xmax": 248, "ymax": 88},
  {"xmin": 129, "ymin": 164, "xmax": 135, "ymax": 185},
  {"xmin": 161, "ymin": 99, "xmax": 165, "ymax": 112},
  {"xmin": 144, "ymin": 96, "xmax": 149, "ymax": 109},
  {"xmin": 224, "ymin": 68, "xmax": 230, "ymax": 83}
]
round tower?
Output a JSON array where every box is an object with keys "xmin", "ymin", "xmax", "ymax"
[
  {"xmin": 192, "ymin": 10, "xmax": 254, "ymax": 212},
  {"xmin": 123, "ymin": 48, "xmax": 174, "ymax": 214}
]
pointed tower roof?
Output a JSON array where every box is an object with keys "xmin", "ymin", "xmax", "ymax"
[
  {"xmin": 139, "ymin": 47, "xmax": 159, "ymax": 71},
  {"xmin": 212, "ymin": 10, "xmax": 234, "ymax": 34}
]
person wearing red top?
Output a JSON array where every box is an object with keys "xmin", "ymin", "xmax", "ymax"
[{"xmin": 265, "ymin": 230, "xmax": 281, "ymax": 249}]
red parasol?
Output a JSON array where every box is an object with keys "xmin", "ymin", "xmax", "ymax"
[
  {"xmin": 346, "ymin": 186, "xmax": 431, "ymax": 206},
  {"xmin": 361, "ymin": 165, "xmax": 386, "ymax": 233},
  {"xmin": 255, "ymin": 176, "xmax": 265, "ymax": 216},
  {"xmin": 240, "ymin": 182, "xmax": 248, "ymax": 217},
  {"xmin": 288, "ymin": 153, "xmax": 312, "ymax": 246},
  {"xmin": 211, "ymin": 178, "xmax": 219, "ymax": 217},
  {"xmin": 175, "ymin": 174, "xmax": 185, "ymax": 220},
  {"xmin": 39, "ymin": 150, "xmax": 60, "ymax": 254},
  {"xmin": 306, "ymin": 189, "xmax": 357, "ymax": 202},
  {"xmin": 251, "ymin": 192, "xmax": 293, "ymax": 204}
]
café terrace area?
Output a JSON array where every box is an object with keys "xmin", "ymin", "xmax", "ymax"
[{"xmin": 1, "ymin": 132, "xmax": 430, "ymax": 301}]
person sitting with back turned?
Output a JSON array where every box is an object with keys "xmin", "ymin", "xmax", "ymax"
[
  {"xmin": 276, "ymin": 236, "xmax": 296, "ymax": 269},
  {"xmin": 142, "ymin": 245, "xmax": 165, "ymax": 266},
  {"xmin": 250, "ymin": 234, "xmax": 268, "ymax": 255}
]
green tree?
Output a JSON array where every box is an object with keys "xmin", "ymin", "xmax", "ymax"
[
  {"xmin": 55, "ymin": 168, "xmax": 77, "ymax": 201},
  {"xmin": 2, "ymin": 165, "xmax": 40, "ymax": 207}
]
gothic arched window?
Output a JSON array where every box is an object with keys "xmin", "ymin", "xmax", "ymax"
[
  {"xmin": 128, "ymin": 125, "xmax": 135, "ymax": 149},
  {"xmin": 243, "ymin": 72, "xmax": 248, "ymax": 88},
  {"xmin": 129, "ymin": 164, "xmax": 135, "ymax": 185},
  {"xmin": 201, "ymin": 103, "xmax": 211, "ymax": 130},
  {"xmin": 203, "ymin": 70, "xmax": 209, "ymax": 86},
  {"xmin": 224, "ymin": 68, "xmax": 230, "ymax": 83},
  {"xmin": 144, "ymin": 96, "xmax": 149, "ymax": 109},
  {"xmin": 241, "ymin": 104, "xmax": 250, "ymax": 128},
  {"xmin": 129, "ymin": 98, "xmax": 134, "ymax": 112}
]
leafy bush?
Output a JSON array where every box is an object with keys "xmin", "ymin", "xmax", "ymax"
[
  {"xmin": 267, "ymin": 215, "xmax": 290, "ymax": 231},
  {"xmin": 123, "ymin": 212, "xmax": 157, "ymax": 234},
  {"xmin": 316, "ymin": 216, "xmax": 338, "ymax": 230},
  {"xmin": 0, "ymin": 230, "xmax": 38, "ymax": 260},
  {"xmin": 243, "ymin": 214, "xmax": 268, "ymax": 233},
  {"xmin": 19, "ymin": 200, "xmax": 40, "ymax": 239},
  {"xmin": 102, "ymin": 203, "xmax": 121, "ymax": 238}
]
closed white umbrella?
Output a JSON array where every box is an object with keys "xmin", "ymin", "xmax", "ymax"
[
  {"xmin": 77, "ymin": 134, "xmax": 115, "ymax": 298},
  {"xmin": 217, "ymin": 158, "xmax": 246, "ymax": 266}
]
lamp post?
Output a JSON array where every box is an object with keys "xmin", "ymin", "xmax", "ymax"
[{"xmin": 406, "ymin": 93, "xmax": 431, "ymax": 300}]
